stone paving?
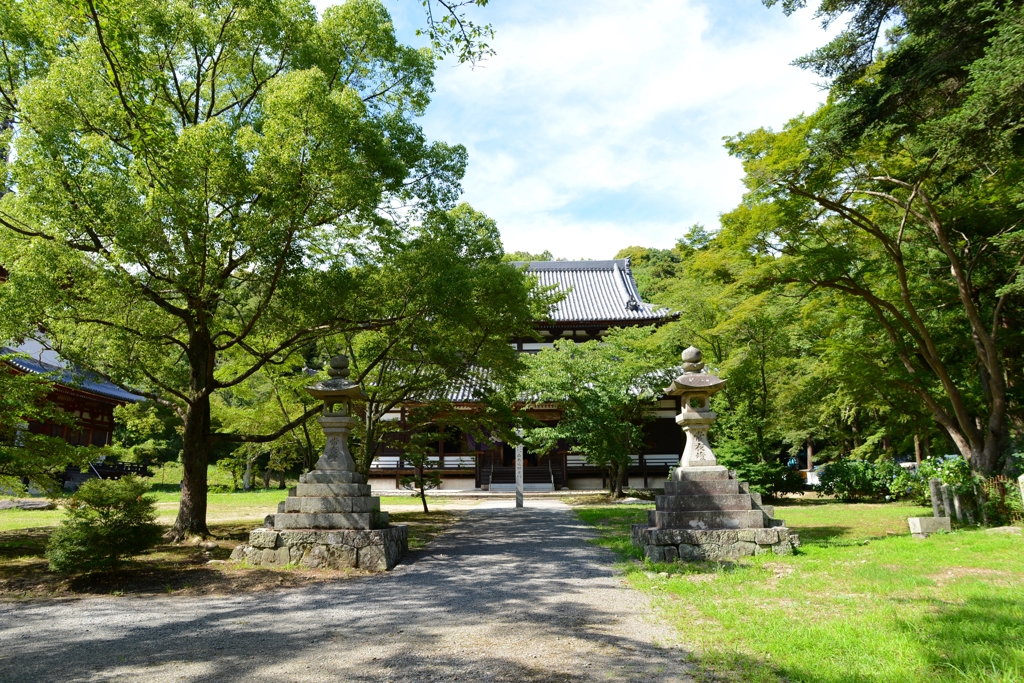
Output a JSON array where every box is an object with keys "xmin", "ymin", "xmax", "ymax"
[{"xmin": 0, "ymin": 500, "xmax": 694, "ymax": 683}]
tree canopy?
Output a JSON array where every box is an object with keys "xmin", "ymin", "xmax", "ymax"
[{"xmin": 0, "ymin": 0, "xmax": 499, "ymax": 538}]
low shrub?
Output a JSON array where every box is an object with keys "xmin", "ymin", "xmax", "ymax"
[
  {"xmin": 46, "ymin": 476, "xmax": 162, "ymax": 572},
  {"xmin": 715, "ymin": 441, "xmax": 805, "ymax": 499},
  {"xmin": 815, "ymin": 458, "xmax": 899, "ymax": 502},
  {"xmin": 890, "ymin": 454, "xmax": 973, "ymax": 505}
]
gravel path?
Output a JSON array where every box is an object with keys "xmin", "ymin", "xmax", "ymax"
[{"xmin": 0, "ymin": 499, "xmax": 694, "ymax": 683}]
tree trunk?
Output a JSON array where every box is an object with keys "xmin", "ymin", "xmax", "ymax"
[
  {"xmin": 615, "ymin": 465, "xmax": 625, "ymax": 498},
  {"xmin": 262, "ymin": 467, "xmax": 271, "ymax": 489},
  {"xmin": 418, "ymin": 465, "xmax": 429, "ymax": 513},
  {"xmin": 914, "ymin": 433, "xmax": 922, "ymax": 466},
  {"xmin": 278, "ymin": 469, "xmax": 286, "ymax": 489},
  {"xmin": 170, "ymin": 392, "xmax": 212, "ymax": 540},
  {"xmin": 806, "ymin": 438, "xmax": 814, "ymax": 470}
]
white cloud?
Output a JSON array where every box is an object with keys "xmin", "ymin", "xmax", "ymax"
[{"xmin": 321, "ymin": 0, "xmax": 838, "ymax": 259}]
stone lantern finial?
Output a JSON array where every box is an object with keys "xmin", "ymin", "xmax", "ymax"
[
  {"xmin": 681, "ymin": 346, "xmax": 704, "ymax": 373},
  {"xmin": 664, "ymin": 347, "xmax": 726, "ymax": 469},
  {"xmin": 303, "ymin": 354, "xmax": 367, "ymax": 472}
]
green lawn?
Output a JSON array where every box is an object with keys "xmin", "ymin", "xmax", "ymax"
[
  {"xmin": 0, "ymin": 491, "xmax": 446, "ymax": 532},
  {"xmin": 576, "ymin": 500, "xmax": 1024, "ymax": 683}
]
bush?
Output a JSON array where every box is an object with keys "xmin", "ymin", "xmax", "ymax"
[
  {"xmin": 890, "ymin": 455, "xmax": 976, "ymax": 505},
  {"xmin": 46, "ymin": 476, "xmax": 162, "ymax": 572},
  {"xmin": 815, "ymin": 459, "xmax": 897, "ymax": 502},
  {"xmin": 715, "ymin": 440, "xmax": 805, "ymax": 499}
]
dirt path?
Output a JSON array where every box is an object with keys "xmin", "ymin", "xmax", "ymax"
[{"xmin": 0, "ymin": 500, "xmax": 693, "ymax": 683}]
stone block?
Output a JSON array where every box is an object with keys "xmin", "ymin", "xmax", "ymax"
[
  {"xmin": 649, "ymin": 509, "xmax": 764, "ymax": 530},
  {"xmin": 734, "ymin": 541, "xmax": 758, "ymax": 556},
  {"xmin": 300, "ymin": 471, "xmax": 366, "ymax": 484},
  {"xmin": 662, "ymin": 545, "xmax": 679, "ymax": 562},
  {"xmin": 671, "ymin": 466, "xmax": 730, "ymax": 481},
  {"xmin": 260, "ymin": 548, "xmax": 278, "ymax": 565},
  {"xmin": 701, "ymin": 543, "xmax": 726, "ymax": 560},
  {"xmin": 299, "ymin": 544, "xmax": 357, "ymax": 569},
  {"xmin": 908, "ymin": 516, "xmax": 951, "ymax": 538},
  {"xmin": 645, "ymin": 545, "xmax": 665, "ymax": 562},
  {"xmin": 294, "ymin": 483, "xmax": 371, "ymax": 497},
  {"xmin": 772, "ymin": 540, "xmax": 793, "ymax": 556},
  {"xmin": 292, "ymin": 496, "xmax": 380, "ymax": 514},
  {"xmin": 753, "ymin": 544, "xmax": 771, "ymax": 556},
  {"xmin": 761, "ymin": 505, "xmax": 775, "ymax": 518},
  {"xmin": 655, "ymin": 494, "xmax": 753, "ymax": 511},
  {"xmin": 249, "ymin": 529, "xmax": 279, "ymax": 548},
  {"xmin": 677, "ymin": 544, "xmax": 704, "ymax": 561},
  {"xmin": 754, "ymin": 528, "xmax": 779, "ymax": 545},
  {"xmin": 737, "ymin": 529, "xmax": 757, "ymax": 542},
  {"xmin": 664, "ymin": 480, "xmax": 740, "ymax": 496},
  {"xmin": 273, "ymin": 512, "xmax": 378, "ymax": 530},
  {"xmin": 789, "ymin": 534, "xmax": 801, "ymax": 548},
  {"xmin": 358, "ymin": 544, "xmax": 387, "ymax": 571}
]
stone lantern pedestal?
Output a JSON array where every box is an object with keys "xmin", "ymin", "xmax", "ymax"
[
  {"xmin": 231, "ymin": 355, "xmax": 407, "ymax": 571},
  {"xmin": 632, "ymin": 347, "xmax": 798, "ymax": 561}
]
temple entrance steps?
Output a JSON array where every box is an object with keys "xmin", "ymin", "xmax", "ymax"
[
  {"xmin": 485, "ymin": 466, "xmax": 558, "ymax": 492},
  {"xmin": 488, "ymin": 483, "xmax": 555, "ymax": 492}
]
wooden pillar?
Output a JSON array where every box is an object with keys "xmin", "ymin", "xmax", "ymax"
[{"xmin": 641, "ymin": 453, "xmax": 648, "ymax": 488}]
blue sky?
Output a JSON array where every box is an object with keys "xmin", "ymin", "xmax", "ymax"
[{"xmin": 315, "ymin": 1, "xmax": 838, "ymax": 259}]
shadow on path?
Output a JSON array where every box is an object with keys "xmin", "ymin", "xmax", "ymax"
[{"xmin": 0, "ymin": 501, "xmax": 694, "ymax": 683}]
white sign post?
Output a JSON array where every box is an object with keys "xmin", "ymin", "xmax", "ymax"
[{"xmin": 515, "ymin": 428, "xmax": 524, "ymax": 508}]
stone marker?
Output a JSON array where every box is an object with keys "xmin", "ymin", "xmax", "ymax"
[
  {"xmin": 632, "ymin": 347, "xmax": 796, "ymax": 561},
  {"xmin": 908, "ymin": 516, "xmax": 951, "ymax": 539},
  {"xmin": 1019, "ymin": 474, "xmax": 1024, "ymax": 505},
  {"xmin": 941, "ymin": 484, "xmax": 954, "ymax": 521},
  {"xmin": 929, "ymin": 479, "xmax": 942, "ymax": 518},
  {"xmin": 231, "ymin": 355, "xmax": 407, "ymax": 571}
]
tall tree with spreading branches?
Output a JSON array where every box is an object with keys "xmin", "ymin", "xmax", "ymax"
[{"xmin": 0, "ymin": 0, "xmax": 489, "ymax": 539}]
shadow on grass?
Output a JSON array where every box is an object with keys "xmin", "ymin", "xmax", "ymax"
[
  {"xmin": 911, "ymin": 595, "xmax": 1024, "ymax": 682},
  {"xmin": 0, "ymin": 512, "xmax": 460, "ymax": 599}
]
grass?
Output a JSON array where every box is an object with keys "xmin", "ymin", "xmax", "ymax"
[
  {"xmin": 574, "ymin": 499, "xmax": 1024, "ymax": 683},
  {"xmin": 0, "ymin": 489, "xmax": 459, "ymax": 599},
  {"xmin": 0, "ymin": 490, "xmax": 448, "ymax": 531}
]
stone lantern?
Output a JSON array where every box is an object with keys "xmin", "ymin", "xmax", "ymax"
[
  {"xmin": 629, "ymin": 346, "xmax": 799, "ymax": 562},
  {"xmin": 663, "ymin": 346, "xmax": 726, "ymax": 469},
  {"xmin": 303, "ymin": 354, "xmax": 366, "ymax": 473},
  {"xmin": 230, "ymin": 355, "xmax": 407, "ymax": 571}
]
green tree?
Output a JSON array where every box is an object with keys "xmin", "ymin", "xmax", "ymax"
[
  {"xmin": 347, "ymin": 204, "xmax": 549, "ymax": 477},
  {"xmin": 524, "ymin": 327, "xmax": 673, "ymax": 498},
  {"xmin": 45, "ymin": 475, "xmax": 162, "ymax": 572},
  {"xmin": 733, "ymin": 0, "xmax": 1024, "ymax": 474},
  {"xmin": 0, "ymin": 0, "xmax": 474, "ymax": 539}
]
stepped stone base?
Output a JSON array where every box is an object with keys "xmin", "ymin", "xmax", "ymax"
[
  {"xmin": 632, "ymin": 524, "xmax": 799, "ymax": 561},
  {"xmin": 632, "ymin": 464, "xmax": 800, "ymax": 562},
  {"xmin": 231, "ymin": 467, "xmax": 404, "ymax": 572},
  {"xmin": 230, "ymin": 527, "xmax": 408, "ymax": 571}
]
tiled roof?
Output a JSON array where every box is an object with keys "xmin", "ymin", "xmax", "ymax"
[
  {"xmin": 1, "ymin": 347, "xmax": 143, "ymax": 403},
  {"xmin": 516, "ymin": 259, "xmax": 672, "ymax": 324}
]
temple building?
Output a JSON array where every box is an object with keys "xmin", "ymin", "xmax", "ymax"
[
  {"xmin": 2, "ymin": 338, "xmax": 145, "ymax": 488},
  {"xmin": 366, "ymin": 259, "xmax": 681, "ymax": 492}
]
